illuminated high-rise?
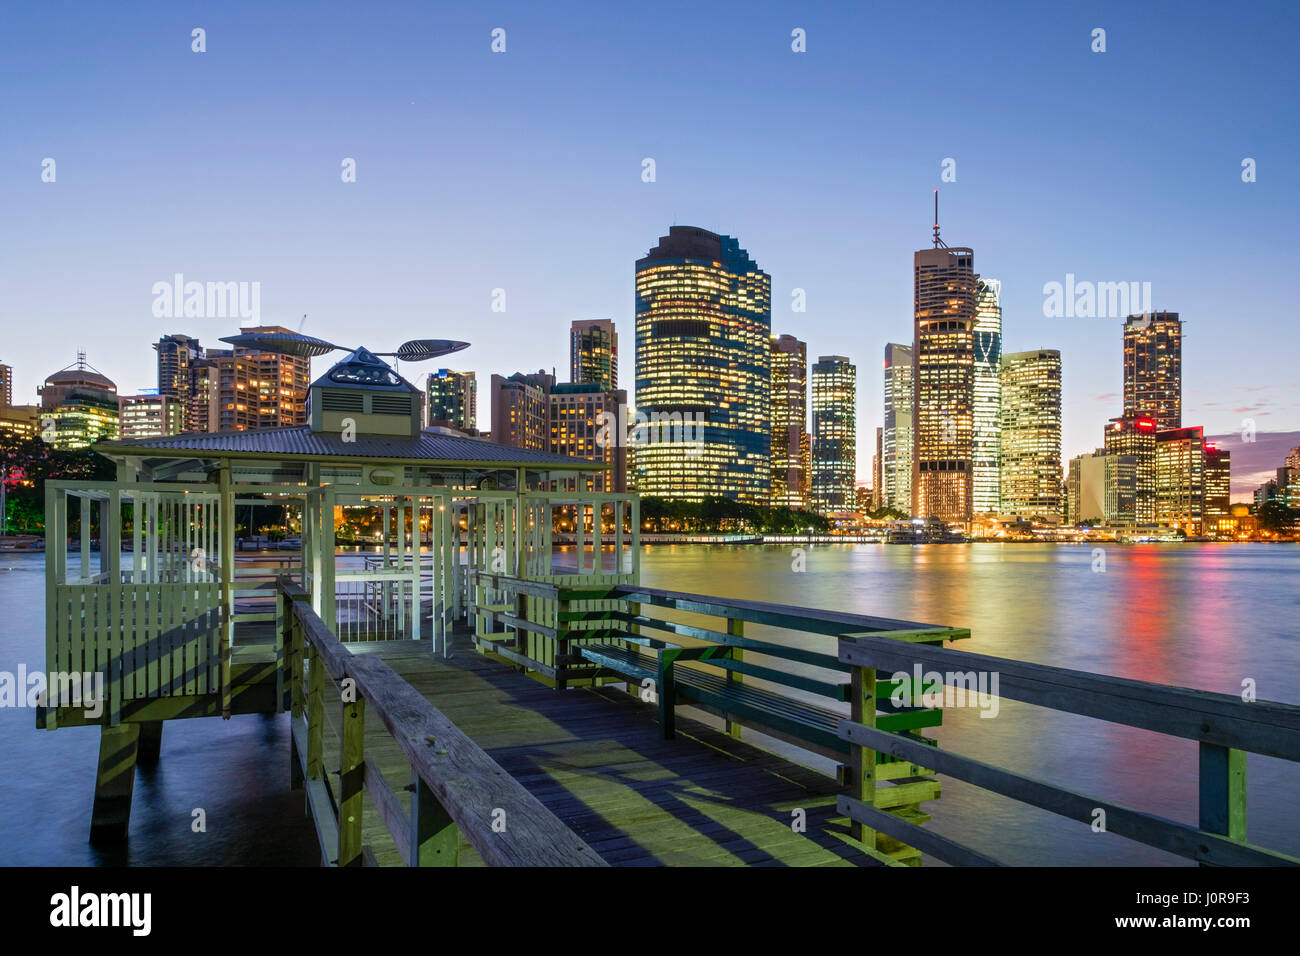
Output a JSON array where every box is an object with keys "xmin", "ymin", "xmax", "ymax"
[
  {"xmin": 882, "ymin": 343, "xmax": 913, "ymax": 513},
  {"xmin": 972, "ymin": 278, "xmax": 1002, "ymax": 513},
  {"xmin": 154, "ymin": 334, "xmax": 203, "ymax": 430},
  {"xmin": 38, "ymin": 353, "xmax": 119, "ymax": 449},
  {"xmin": 0, "ymin": 362, "xmax": 13, "ymax": 407},
  {"xmin": 634, "ymin": 226, "xmax": 771, "ymax": 503},
  {"xmin": 770, "ymin": 335, "xmax": 808, "ymax": 509},
  {"xmin": 118, "ymin": 393, "xmax": 185, "ymax": 440},
  {"xmin": 1123, "ymin": 312, "xmax": 1182, "ymax": 431},
  {"xmin": 913, "ymin": 210, "xmax": 977, "ymax": 524},
  {"xmin": 1104, "ymin": 413, "xmax": 1158, "ymax": 527},
  {"xmin": 195, "ymin": 326, "xmax": 310, "ymax": 432},
  {"xmin": 1203, "ymin": 442, "xmax": 1231, "ymax": 532},
  {"xmin": 999, "ymin": 350, "xmax": 1062, "ymax": 518},
  {"xmin": 570, "ymin": 320, "xmax": 618, "ymax": 392},
  {"xmin": 810, "ymin": 356, "xmax": 856, "ymax": 512},
  {"xmin": 1156, "ymin": 425, "xmax": 1206, "ymax": 535},
  {"xmin": 427, "ymin": 369, "xmax": 477, "ymax": 431}
]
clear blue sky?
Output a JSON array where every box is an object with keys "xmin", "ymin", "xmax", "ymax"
[{"xmin": 2, "ymin": 0, "xmax": 1297, "ymax": 488}]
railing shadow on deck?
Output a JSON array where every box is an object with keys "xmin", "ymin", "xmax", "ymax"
[{"xmin": 277, "ymin": 577, "xmax": 606, "ymax": 867}]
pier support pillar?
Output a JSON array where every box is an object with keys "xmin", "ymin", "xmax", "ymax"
[
  {"xmin": 137, "ymin": 722, "xmax": 163, "ymax": 765},
  {"xmin": 89, "ymin": 723, "xmax": 141, "ymax": 845}
]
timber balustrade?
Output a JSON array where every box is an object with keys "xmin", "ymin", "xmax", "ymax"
[
  {"xmin": 279, "ymin": 578, "xmax": 606, "ymax": 867},
  {"xmin": 469, "ymin": 571, "xmax": 969, "ymax": 864},
  {"xmin": 835, "ymin": 633, "xmax": 1300, "ymax": 866}
]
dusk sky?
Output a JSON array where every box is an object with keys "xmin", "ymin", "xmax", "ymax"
[{"xmin": 2, "ymin": 1, "xmax": 1297, "ymax": 496}]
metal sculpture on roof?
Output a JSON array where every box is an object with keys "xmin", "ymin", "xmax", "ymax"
[{"xmin": 218, "ymin": 331, "xmax": 469, "ymax": 362}]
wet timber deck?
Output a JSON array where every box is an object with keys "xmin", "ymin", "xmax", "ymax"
[{"xmin": 313, "ymin": 634, "xmax": 885, "ymax": 867}]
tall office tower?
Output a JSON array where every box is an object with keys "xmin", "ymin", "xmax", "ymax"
[
  {"xmin": 118, "ymin": 393, "xmax": 185, "ymax": 440},
  {"xmin": 972, "ymin": 278, "xmax": 1003, "ymax": 513},
  {"xmin": 882, "ymin": 343, "xmax": 913, "ymax": 513},
  {"xmin": 427, "ymin": 369, "xmax": 477, "ymax": 431},
  {"xmin": 1285, "ymin": 446, "xmax": 1300, "ymax": 471},
  {"xmin": 197, "ymin": 326, "xmax": 310, "ymax": 432},
  {"xmin": 570, "ymin": 319, "xmax": 618, "ymax": 392},
  {"xmin": 873, "ymin": 426, "xmax": 883, "ymax": 510},
  {"xmin": 1156, "ymin": 425, "xmax": 1206, "ymax": 535},
  {"xmin": 38, "ymin": 353, "xmax": 119, "ymax": 449},
  {"xmin": 1068, "ymin": 448, "xmax": 1138, "ymax": 526},
  {"xmin": 549, "ymin": 384, "xmax": 627, "ymax": 492},
  {"xmin": 913, "ymin": 204, "xmax": 977, "ymax": 524},
  {"xmin": 1123, "ymin": 311, "xmax": 1182, "ymax": 431},
  {"xmin": 769, "ymin": 335, "xmax": 808, "ymax": 509},
  {"xmin": 634, "ymin": 226, "xmax": 771, "ymax": 503},
  {"xmin": 1203, "ymin": 442, "xmax": 1231, "ymax": 532},
  {"xmin": 490, "ymin": 372, "xmax": 549, "ymax": 451},
  {"xmin": 0, "ymin": 362, "xmax": 13, "ymax": 407},
  {"xmin": 999, "ymin": 350, "xmax": 1063, "ymax": 518},
  {"xmin": 154, "ymin": 334, "xmax": 202, "ymax": 429},
  {"xmin": 810, "ymin": 356, "xmax": 857, "ymax": 512},
  {"xmin": 1104, "ymin": 413, "xmax": 1158, "ymax": 527}
]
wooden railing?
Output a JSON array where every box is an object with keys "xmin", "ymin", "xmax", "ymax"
[
  {"xmin": 468, "ymin": 572, "xmax": 968, "ymax": 864},
  {"xmin": 278, "ymin": 578, "xmax": 606, "ymax": 867},
  {"xmin": 835, "ymin": 633, "xmax": 1300, "ymax": 866}
]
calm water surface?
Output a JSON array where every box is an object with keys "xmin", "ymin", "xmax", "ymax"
[{"xmin": 1, "ymin": 543, "xmax": 1295, "ymax": 865}]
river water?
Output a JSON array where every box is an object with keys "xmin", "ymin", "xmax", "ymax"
[{"xmin": 1, "ymin": 543, "xmax": 1296, "ymax": 865}]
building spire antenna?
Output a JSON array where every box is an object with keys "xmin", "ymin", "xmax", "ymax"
[{"xmin": 933, "ymin": 190, "xmax": 943, "ymax": 248}]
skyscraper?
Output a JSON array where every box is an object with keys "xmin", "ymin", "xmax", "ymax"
[
  {"xmin": 1123, "ymin": 312, "xmax": 1182, "ymax": 431},
  {"xmin": 154, "ymin": 334, "xmax": 202, "ymax": 429},
  {"xmin": 1156, "ymin": 425, "xmax": 1206, "ymax": 535},
  {"xmin": 1204, "ymin": 442, "xmax": 1231, "ymax": 532},
  {"xmin": 1105, "ymin": 413, "xmax": 1158, "ymax": 527},
  {"xmin": 999, "ymin": 349, "xmax": 1063, "ymax": 518},
  {"xmin": 913, "ymin": 209, "xmax": 977, "ymax": 524},
  {"xmin": 634, "ymin": 226, "xmax": 771, "ymax": 503},
  {"xmin": 569, "ymin": 319, "xmax": 618, "ymax": 392},
  {"xmin": 0, "ymin": 362, "xmax": 13, "ymax": 408},
  {"xmin": 972, "ymin": 278, "xmax": 1003, "ymax": 513},
  {"xmin": 810, "ymin": 355, "xmax": 856, "ymax": 512},
  {"xmin": 882, "ymin": 343, "xmax": 913, "ymax": 513},
  {"xmin": 770, "ymin": 335, "xmax": 808, "ymax": 509},
  {"xmin": 427, "ymin": 369, "xmax": 477, "ymax": 431}
]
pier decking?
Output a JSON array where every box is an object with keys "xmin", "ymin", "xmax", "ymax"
[{"xmin": 317, "ymin": 635, "xmax": 884, "ymax": 866}]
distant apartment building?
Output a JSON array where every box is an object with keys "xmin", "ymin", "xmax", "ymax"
[
  {"xmin": 118, "ymin": 393, "xmax": 185, "ymax": 440},
  {"xmin": 491, "ymin": 372, "xmax": 552, "ymax": 451},
  {"xmin": 570, "ymin": 319, "xmax": 618, "ymax": 392},
  {"xmin": 913, "ymin": 239, "xmax": 977, "ymax": 524},
  {"xmin": 38, "ymin": 354, "xmax": 119, "ymax": 449},
  {"xmin": 810, "ymin": 356, "xmax": 856, "ymax": 512},
  {"xmin": 154, "ymin": 334, "xmax": 203, "ymax": 430},
  {"xmin": 0, "ymin": 362, "xmax": 13, "ymax": 407},
  {"xmin": 549, "ymin": 383, "xmax": 627, "ymax": 492},
  {"xmin": 999, "ymin": 350, "xmax": 1063, "ymax": 519},
  {"xmin": 195, "ymin": 325, "xmax": 310, "ymax": 432},
  {"xmin": 972, "ymin": 278, "xmax": 1003, "ymax": 513},
  {"xmin": 1123, "ymin": 311, "xmax": 1182, "ymax": 431},
  {"xmin": 427, "ymin": 369, "xmax": 477, "ymax": 431},
  {"xmin": 769, "ymin": 335, "xmax": 808, "ymax": 509},
  {"xmin": 882, "ymin": 342, "xmax": 913, "ymax": 514}
]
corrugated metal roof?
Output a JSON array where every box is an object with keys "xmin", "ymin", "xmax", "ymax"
[{"xmin": 95, "ymin": 425, "xmax": 602, "ymax": 468}]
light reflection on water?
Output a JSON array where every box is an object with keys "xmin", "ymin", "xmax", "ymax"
[
  {"xmin": 1, "ymin": 544, "xmax": 1295, "ymax": 866},
  {"xmin": 634, "ymin": 542, "xmax": 1300, "ymax": 865}
]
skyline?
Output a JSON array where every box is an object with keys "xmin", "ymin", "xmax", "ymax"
[{"xmin": 2, "ymin": 1, "xmax": 1297, "ymax": 494}]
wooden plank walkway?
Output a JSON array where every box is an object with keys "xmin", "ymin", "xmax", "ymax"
[{"xmin": 313, "ymin": 633, "xmax": 886, "ymax": 866}]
